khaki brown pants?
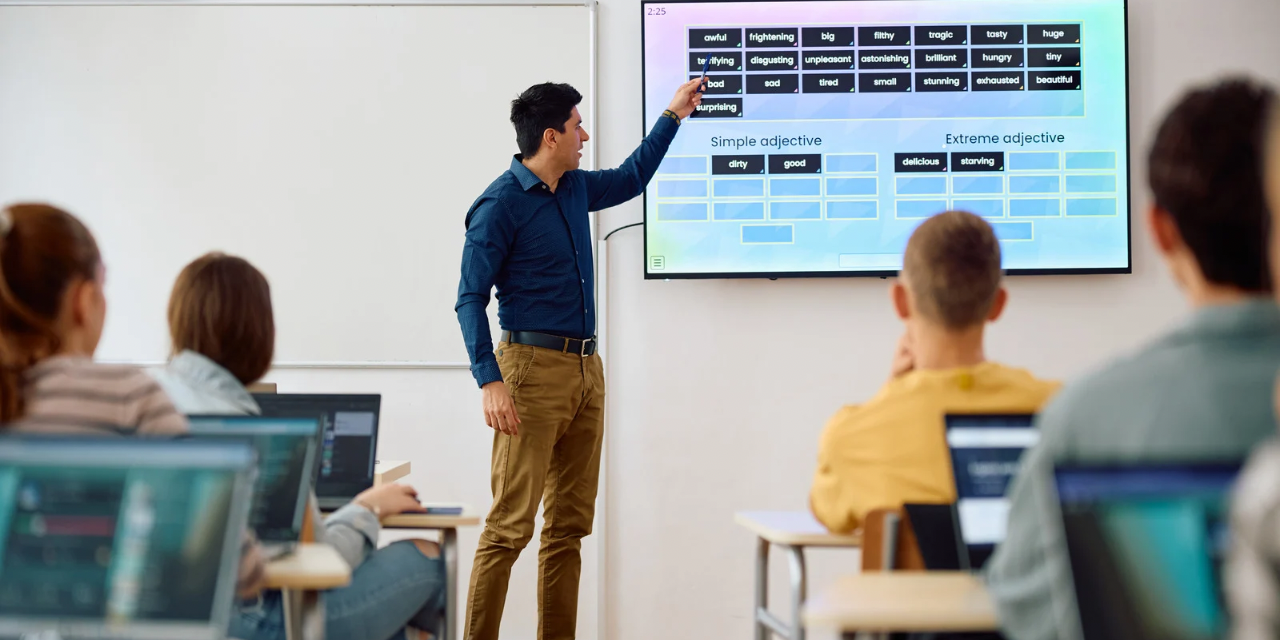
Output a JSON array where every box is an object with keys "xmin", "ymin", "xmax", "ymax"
[{"xmin": 464, "ymin": 341, "xmax": 605, "ymax": 640}]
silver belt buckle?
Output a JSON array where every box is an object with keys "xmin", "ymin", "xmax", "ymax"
[{"xmin": 580, "ymin": 338, "xmax": 593, "ymax": 357}]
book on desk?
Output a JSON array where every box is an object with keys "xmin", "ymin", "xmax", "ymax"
[{"xmin": 422, "ymin": 505, "xmax": 464, "ymax": 515}]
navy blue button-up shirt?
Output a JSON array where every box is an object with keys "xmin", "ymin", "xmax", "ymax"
[{"xmin": 456, "ymin": 116, "xmax": 680, "ymax": 387}]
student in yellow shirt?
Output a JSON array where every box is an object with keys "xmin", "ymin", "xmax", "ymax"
[{"xmin": 810, "ymin": 210, "xmax": 1059, "ymax": 534}]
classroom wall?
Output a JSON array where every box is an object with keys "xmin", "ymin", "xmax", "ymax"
[
  {"xmin": 194, "ymin": 1, "xmax": 1280, "ymax": 639},
  {"xmin": 592, "ymin": 0, "xmax": 1280, "ymax": 639}
]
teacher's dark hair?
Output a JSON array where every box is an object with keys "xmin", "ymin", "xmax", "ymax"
[
  {"xmin": 511, "ymin": 83, "xmax": 583, "ymax": 159},
  {"xmin": 1148, "ymin": 77, "xmax": 1276, "ymax": 292}
]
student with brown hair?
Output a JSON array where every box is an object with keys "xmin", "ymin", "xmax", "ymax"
[
  {"xmin": 154, "ymin": 252, "xmax": 276, "ymax": 414},
  {"xmin": 809, "ymin": 210, "xmax": 1059, "ymax": 535},
  {"xmin": 0, "ymin": 202, "xmax": 264, "ymax": 599},
  {"xmin": 0, "ymin": 203, "xmax": 185, "ymax": 433},
  {"xmin": 153, "ymin": 252, "xmax": 446, "ymax": 640}
]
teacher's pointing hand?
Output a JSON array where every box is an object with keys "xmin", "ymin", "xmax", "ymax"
[{"xmin": 668, "ymin": 76, "xmax": 706, "ymax": 119}]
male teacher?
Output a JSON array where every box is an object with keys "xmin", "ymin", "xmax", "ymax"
[{"xmin": 455, "ymin": 78, "xmax": 704, "ymax": 640}]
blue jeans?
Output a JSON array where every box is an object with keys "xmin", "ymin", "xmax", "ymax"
[{"xmin": 232, "ymin": 540, "xmax": 445, "ymax": 640}]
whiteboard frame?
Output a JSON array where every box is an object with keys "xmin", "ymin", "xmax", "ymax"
[{"xmin": 1, "ymin": 0, "xmax": 599, "ymax": 372}]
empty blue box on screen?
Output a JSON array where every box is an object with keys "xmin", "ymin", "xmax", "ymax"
[
  {"xmin": 1066, "ymin": 198, "xmax": 1118, "ymax": 217},
  {"xmin": 953, "ymin": 199, "xmax": 1003, "ymax": 219},
  {"xmin": 826, "ymin": 154, "xmax": 877, "ymax": 173},
  {"xmin": 658, "ymin": 156, "xmax": 708, "ymax": 174},
  {"xmin": 1065, "ymin": 152, "xmax": 1116, "ymax": 170},
  {"xmin": 991, "ymin": 222, "xmax": 1034, "ymax": 241},
  {"xmin": 1065, "ymin": 175, "xmax": 1116, "ymax": 193},
  {"xmin": 770, "ymin": 179, "xmax": 822, "ymax": 197},
  {"xmin": 657, "ymin": 203, "xmax": 708, "ymax": 221},
  {"xmin": 1009, "ymin": 199, "xmax": 1061, "ymax": 217},
  {"xmin": 827, "ymin": 201, "xmax": 878, "ymax": 219},
  {"xmin": 770, "ymin": 202, "xmax": 821, "ymax": 220},
  {"xmin": 896, "ymin": 177, "xmax": 947, "ymax": 196},
  {"xmin": 714, "ymin": 202, "xmax": 766, "ymax": 220},
  {"xmin": 1009, "ymin": 152, "xmax": 1059, "ymax": 171},
  {"xmin": 742, "ymin": 225, "xmax": 793, "ymax": 243},
  {"xmin": 826, "ymin": 178, "xmax": 878, "ymax": 196},
  {"xmin": 1010, "ymin": 176, "xmax": 1060, "ymax": 194},
  {"xmin": 715, "ymin": 179, "xmax": 765, "ymax": 197},
  {"xmin": 896, "ymin": 200, "xmax": 948, "ymax": 219},
  {"xmin": 952, "ymin": 176, "xmax": 1003, "ymax": 195},
  {"xmin": 657, "ymin": 180, "xmax": 708, "ymax": 198}
]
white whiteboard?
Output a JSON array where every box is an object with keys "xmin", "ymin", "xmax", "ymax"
[{"xmin": 0, "ymin": 3, "xmax": 593, "ymax": 364}]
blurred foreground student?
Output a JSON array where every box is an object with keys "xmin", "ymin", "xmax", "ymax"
[
  {"xmin": 0, "ymin": 202, "xmax": 265, "ymax": 599},
  {"xmin": 153, "ymin": 252, "xmax": 446, "ymax": 640},
  {"xmin": 809, "ymin": 210, "xmax": 1058, "ymax": 534},
  {"xmin": 987, "ymin": 78, "xmax": 1280, "ymax": 640}
]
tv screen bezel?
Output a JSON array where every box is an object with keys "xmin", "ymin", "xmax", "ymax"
[{"xmin": 639, "ymin": 0, "xmax": 1133, "ymax": 279}]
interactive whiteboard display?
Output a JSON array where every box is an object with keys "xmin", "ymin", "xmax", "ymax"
[{"xmin": 641, "ymin": 0, "xmax": 1131, "ymax": 278}]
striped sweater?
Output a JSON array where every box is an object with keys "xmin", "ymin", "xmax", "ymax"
[
  {"xmin": 13, "ymin": 356, "xmax": 187, "ymax": 435},
  {"xmin": 9, "ymin": 355, "xmax": 264, "ymax": 599}
]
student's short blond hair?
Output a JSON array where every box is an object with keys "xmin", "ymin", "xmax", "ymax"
[{"xmin": 901, "ymin": 210, "xmax": 1003, "ymax": 330}]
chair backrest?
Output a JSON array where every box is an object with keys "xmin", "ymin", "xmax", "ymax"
[
  {"xmin": 300, "ymin": 495, "xmax": 318, "ymax": 543},
  {"xmin": 861, "ymin": 507, "xmax": 926, "ymax": 572}
]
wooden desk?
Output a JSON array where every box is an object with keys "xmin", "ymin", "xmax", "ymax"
[
  {"xmin": 383, "ymin": 510, "xmax": 481, "ymax": 529},
  {"xmin": 805, "ymin": 572, "xmax": 997, "ymax": 639},
  {"xmin": 383, "ymin": 505, "xmax": 479, "ymax": 640},
  {"xmin": 374, "ymin": 460, "xmax": 411, "ymax": 485},
  {"xmin": 735, "ymin": 511, "xmax": 862, "ymax": 640},
  {"xmin": 264, "ymin": 543, "xmax": 352, "ymax": 640}
]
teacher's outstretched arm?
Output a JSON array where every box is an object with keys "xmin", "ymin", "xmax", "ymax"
[{"xmin": 585, "ymin": 76, "xmax": 705, "ymax": 211}]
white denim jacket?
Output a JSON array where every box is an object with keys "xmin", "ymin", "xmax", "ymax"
[{"xmin": 153, "ymin": 350, "xmax": 380, "ymax": 568}]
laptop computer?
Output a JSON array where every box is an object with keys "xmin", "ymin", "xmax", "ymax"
[
  {"xmin": 1054, "ymin": 462, "xmax": 1241, "ymax": 640},
  {"xmin": 902, "ymin": 503, "xmax": 964, "ymax": 570},
  {"xmin": 945, "ymin": 412, "xmax": 1038, "ymax": 570},
  {"xmin": 0, "ymin": 437, "xmax": 256, "ymax": 640},
  {"xmin": 186, "ymin": 416, "xmax": 322, "ymax": 560},
  {"xmin": 252, "ymin": 394, "xmax": 380, "ymax": 510}
]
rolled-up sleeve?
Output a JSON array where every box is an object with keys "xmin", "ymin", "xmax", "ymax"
[{"xmin": 583, "ymin": 116, "xmax": 680, "ymax": 211}]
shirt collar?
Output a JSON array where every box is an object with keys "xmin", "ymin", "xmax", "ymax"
[
  {"xmin": 1165, "ymin": 297, "xmax": 1280, "ymax": 345},
  {"xmin": 510, "ymin": 155, "xmax": 547, "ymax": 192},
  {"xmin": 166, "ymin": 350, "xmax": 261, "ymax": 413}
]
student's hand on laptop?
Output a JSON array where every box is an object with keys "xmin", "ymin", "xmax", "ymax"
[
  {"xmin": 890, "ymin": 332, "xmax": 915, "ymax": 379},
  {"xmin": 482, "ymin": 380, "xmax": 521, "ymax": 436},
  {"xmin": 354, "ymin": 482, "xmax": 428, "ymax": 519}
]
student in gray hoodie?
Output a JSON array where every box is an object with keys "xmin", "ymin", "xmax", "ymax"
[{"xmin": 152, "ymin": 252, "xmax": 444, "ymax": 640}]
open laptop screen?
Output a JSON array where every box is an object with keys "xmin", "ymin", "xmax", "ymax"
[
  {"xmin": 946, "ymin": 413, "xmax": 1038, "ymax": 564},
  {"xmin": 186, "ymin": 416, "xmax": 321, "ymax": 543},
  {"xmin": 253, "ymin": 394, "xmax": 380, "ymax": 507},
  {"xmin": 0, "ymin": 438, "xmax": 254, "ymax": 640},
  {"xmin": 1055, "ymin": 463, "xmax": 1240, "ymax": 640}
]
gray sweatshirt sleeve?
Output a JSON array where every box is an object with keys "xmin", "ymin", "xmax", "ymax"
[
  {"xmin": 985, "ymin": 399, "xmax": 1075, "ymax": 640},
  {"xmin": 1227, "ymin": 441, "xmax": 1280, "ymax": 640},
  {"xmin": 308, "ymin": 492, "xmax": 380, "ymax": 568}
]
